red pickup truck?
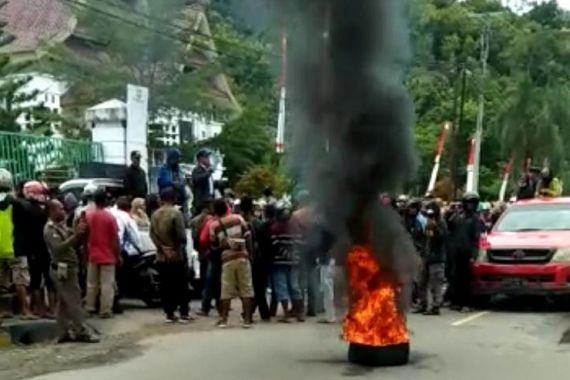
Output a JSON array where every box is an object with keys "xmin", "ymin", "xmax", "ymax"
[{"xmin": 472, "ymin": 197, "xmax": 570, "ymax": 297}]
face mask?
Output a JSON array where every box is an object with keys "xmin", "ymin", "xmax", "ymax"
[{"xmin": 0, "ymin": 193, "xmax": 8, "ymax": 202}]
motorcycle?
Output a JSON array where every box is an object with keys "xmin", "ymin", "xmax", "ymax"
[
  {"xmin": 117, "ymin": 230, "xmax": 201, "ymax": 307},
  {"xmin": 118, "ymin": 249, "xmax": 162, "ymax": 307}
]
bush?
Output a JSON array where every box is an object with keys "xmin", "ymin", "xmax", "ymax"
[{"xmin": 234, "ymin": 164, "xmax": 289, "ymax": 198}]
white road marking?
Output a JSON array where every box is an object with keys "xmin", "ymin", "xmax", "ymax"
[{"xmin": 451, "ymin": 311, "xmax": 490, "ymax": 327}]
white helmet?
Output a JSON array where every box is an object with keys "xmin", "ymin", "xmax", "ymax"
[
  {"xmin": 0, "ymin": 169, "xmax": 13, "ymax": 191},
  {"xmin": 83, "ymin": 183, "xmax": 99, "ymax": 197}
]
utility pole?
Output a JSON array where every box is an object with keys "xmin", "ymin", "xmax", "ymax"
[
  {"xmin": 321, "ymin": 2, "xmax": 332, "ymax": 153},
  {"xmin": 471, "ymin": 21, "xmax": 490, "ymax": 193},
  {"xmin": 450, "ymin": 65, "xmax": 468, "ymax": 198}
]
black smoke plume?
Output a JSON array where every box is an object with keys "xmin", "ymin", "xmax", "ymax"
[
  {"xmin": 285, "ymin": 0, "xmax": 419, "ymax": 301},
  {"xmin": 219, "ymin": 0, "xmax": 419, "ymax": 306}
]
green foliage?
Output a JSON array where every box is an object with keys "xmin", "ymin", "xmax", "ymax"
[
  {"xmin": 234, "ymin": 164, "xmax": 288, "ymax": 198},
  {"xmin": 192, "ymin": 7, "xmax": 278, "ymax": 184},
  {"xmin": 408, "ymin": 0, "xmax": 570, "ymax": 199}
]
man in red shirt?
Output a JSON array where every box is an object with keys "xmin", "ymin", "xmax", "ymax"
[{"xmin": 85, "ymin": 189, "xmax": 120, "ymax": 318}]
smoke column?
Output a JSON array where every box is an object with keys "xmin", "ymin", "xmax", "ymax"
[
  {"xmin": 285, "ymin": 0, "xmax": 419, "ymax": 300},
  {"xmin": 220, "ymin": 0, "xmax": 419, "ymax": 304}
]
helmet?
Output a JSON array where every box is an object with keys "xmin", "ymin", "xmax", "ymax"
[
  {"xmin": 462, "ymin": 191, "xmax": 480, "ymax": 202},
  {"xmin": 478, "ymin": 202, "xmax": 491, "ymax": 212},
  {"xmin": 407, "ymin": 198, "xmax": 422, "ymax": 210},
  {"xmin": 23, "ymin": 181, "xmax": 47, "ymax": 202},
  {"xmin": 397, "ymin": 195, "xmax": 409, "ymax": 203},
  {"xmin": 83, "ymin": 183, "xmax": 99, "ymax": 197},
  {"xmin": 0, "ymin": 169, "xmax": 13, "ymax": 191}
]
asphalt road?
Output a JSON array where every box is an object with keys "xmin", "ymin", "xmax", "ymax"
[{"xmin": 27, "ymin": 300, "xmax": 570, "ymax": 380}]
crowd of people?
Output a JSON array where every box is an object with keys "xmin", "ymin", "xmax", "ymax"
[
  {"xmin": 393, "ymin": 192, "xmax": 506, "ymax": 316},
  {"xmin": 0, "ymin": 146, "xmax": 556, "ymax": 344},
  {"xmin": 0, "ymin": 149, "xmax": 339, "ymax": 344}
]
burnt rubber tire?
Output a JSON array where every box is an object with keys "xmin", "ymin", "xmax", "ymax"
[{"xmin": 348, "ymin": 343, "xmax": 410, "ymax": 367}]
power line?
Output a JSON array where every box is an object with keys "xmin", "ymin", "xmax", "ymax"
[
  {"xmin": 94, "ymin": 0, "xmax": 276, "ymax": 58},
  {"xmin": 62, "ymin": 0, "xmax": 252, "ymax": 62}
]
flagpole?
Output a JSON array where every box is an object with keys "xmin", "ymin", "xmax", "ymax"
[
  {"xmin": 275, "ymin": 29, "xmax": 287, "ymax": 154},
  {"xmin": 499, "ymin": 158, "xmax": 513, "ymax": 201},
  {"xmin": 466, "ymin": 138, "xmax": 476, "ymax": 193},
  {"xmin": 426, "ymin": 122, "xmax": 451, "ymax": 196}
]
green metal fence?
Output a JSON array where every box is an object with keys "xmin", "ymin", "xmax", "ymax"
[{"xmin": 0, "ymin": 131, "xmax": 104, "ymax": 186}]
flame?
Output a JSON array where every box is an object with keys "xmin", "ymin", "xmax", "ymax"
[{"xmin": 342, "ymin": 246, "xmax": 409, "ymax": 347}]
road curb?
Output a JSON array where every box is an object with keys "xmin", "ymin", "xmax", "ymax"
[{"xmin": 0, "ymin": 319, "xmax": 59, "ymax": 346}]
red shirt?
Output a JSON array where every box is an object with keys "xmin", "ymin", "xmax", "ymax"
[{"xmin": 86, "ymin": 208, "xmax": 119, "ymax": 265}]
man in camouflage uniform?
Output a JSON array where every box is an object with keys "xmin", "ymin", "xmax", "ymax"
[{"xmin": 44, "ymin": 199, "xmax": 98, "ymax": 343}]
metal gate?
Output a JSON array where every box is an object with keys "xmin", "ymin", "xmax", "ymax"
[{"xmin": 0, "ymin": 131, "xmax": 104, "ymax": 186}]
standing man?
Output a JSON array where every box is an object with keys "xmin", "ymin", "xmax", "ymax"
[
  {"xmin": 270, "ymin": 207, "xmax": 304, "ymax": 323},
  {"xmin": 124, "ymin": 151, "xmax": 148, "ymax": 200},
  {"xmin": 110, "ymin": 196, "xmax": 142, "ymax": 313},
  {"xmin": 209, "ymin": 200, "xmax": 254, "ymax": 328},
  {"xmin": 191, "ymin": 150, "xmax": 215, "ymax": 214},
  {"xmin": 0, "ymin": 169, "xmax": 16, "ymax": 318},
  {"xmin": 450, "ymin": 192, "xmax": 482, "ymax": 312},
  {"xmin": 150, "ymin": 188, "xmax": 191, "ymax": 323},
  {"xmin": 158, "ymin": 149, "xmax": 187, "ymax": 209},
  {"xmin": 85, "ymin": 189, "xmax": 120, "ymax": 318},
  {"xmin": 240, "ymin": 197, "xmax": 270, "ymax": 322},
  {"xmin": 44, "ymin": 199, "xmax": 98, "ymax": 343},
  {"xmin": 23, "ymin": 181, "xmax": 55, "ymax": 318},
  {"xmin": 415, "ymin": 202, "xmax": 447, "ymax": 315}
]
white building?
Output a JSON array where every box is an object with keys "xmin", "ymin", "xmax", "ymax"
[
  {"xmin": 152, "ymin": 108, "xmax": 223, "ymax": 146},
  {"xmin": 12, "ymin": 73, "xmax": 67, "ymax": 136}
]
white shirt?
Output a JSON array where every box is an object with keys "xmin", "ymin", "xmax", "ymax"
[{"xmin": 110, "ymin": 207, "xmax": 142, "ymax": 256}]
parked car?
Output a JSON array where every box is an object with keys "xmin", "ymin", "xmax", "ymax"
[
  {"xmin": 59, "ymin": 178, "xmax": 125, "ymax": 201},
  {"xmin": 473, "ymin": 197, "xmax": 570, "ymax": 299}
]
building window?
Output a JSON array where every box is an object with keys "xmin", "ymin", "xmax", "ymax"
[
  {"xmin": 51, "ymin": 95, "xmax": 56, "ymax": 103},
  {"xmin": 44, "ymin": 94, "xmax": 49, "ymax": 103},
  {"xmin": 179, "ymin": 120, "xmax": 194, "ymax": 144},
  {"xmin": 201, "ymin": 131, "xmax": 206, "ymax": 139}
]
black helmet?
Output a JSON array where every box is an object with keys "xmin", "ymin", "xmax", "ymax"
[
  {"xmin": 407, "ymin": 198, "xmax": 422, "ymax": 210},
  {"xmin": 462, "ymin": 191, "xmax": 480, "ymax": 202}
]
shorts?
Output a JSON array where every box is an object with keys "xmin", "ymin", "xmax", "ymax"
[
  {"xmin": 221, "ymin": 258, "xmax": 254, "ymax": 300},
  {"xmin": 29, "ymin": 255, "xmax": 53, "ymax": 290},
  {"xmin": 272, "ymin": 264, "xmax": 302, "ymax": 302},
  {"xmin": 0, "ymin": 257, "xmax": 30, "ymax": 290}
]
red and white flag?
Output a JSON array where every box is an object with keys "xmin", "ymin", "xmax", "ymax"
[
  {"xmin": 499, "ymin": 158, "xmax": 514, "ymax": 201},
  {"xmin": 275, "ymin": 31, "xmax": 287, "ymax": 154},
  {"xmin": 426, "ymin": 122, "xmax": 451, "ymax": 195},
  {"xmin": 465, "ymin": 138, "xmax": 476, "ymax": 192}
]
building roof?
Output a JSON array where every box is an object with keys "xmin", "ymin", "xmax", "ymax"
[
  {"xmin": 0, "ymin": 0, "xmax": 76, "ymax": 56},
  {"xmin": 179, "ymin": 3, "xmax": 242, "ymax": 115}
]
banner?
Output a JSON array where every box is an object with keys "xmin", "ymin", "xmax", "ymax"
[{"xmin": 126, "ymin": 84, "xmax": 149, "ymax": 173}]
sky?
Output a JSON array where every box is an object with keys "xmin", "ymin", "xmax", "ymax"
[
  {"xmin": 504, "ymin": 0, "xmax": 570, "ymax": 11},
  {"xmin": 559, "ymin": 0, "xmax": 570, "ymax": 9}
]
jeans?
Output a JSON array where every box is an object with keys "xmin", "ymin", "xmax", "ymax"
[
  {"xmin": 418, "ymin": 262, "xmax": 445, "ymax": 309},
  {"xmin": 252, "ymin": 261, "xmax": 270, "ymax": 320},
  {"xmin": 201, "ymin": 254, "xmax": 221, "ymax": 313},
  {"xmin": 302, "ymin": 263, "xmax": 322, "ymax": 315},
  {"xmin": 158, "ymin": 261, "xmax": 189, "ymax": 318},
  {"xmin": 272, "ymin": 264, "xmax": 302, "ymax": 302}
]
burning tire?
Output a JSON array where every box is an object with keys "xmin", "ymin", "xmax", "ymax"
[
  {"xmin": 348, "ymin": 343, "xmax": 409, "ymax": 367},
  {"xmin": 343, "ymin": 247, "xmax": 411, "ymax": 367}
]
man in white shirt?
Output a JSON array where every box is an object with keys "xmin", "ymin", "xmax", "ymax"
[{"xmin": 110, "ymin": 197, "xmax": 141, "ymax": 257}]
